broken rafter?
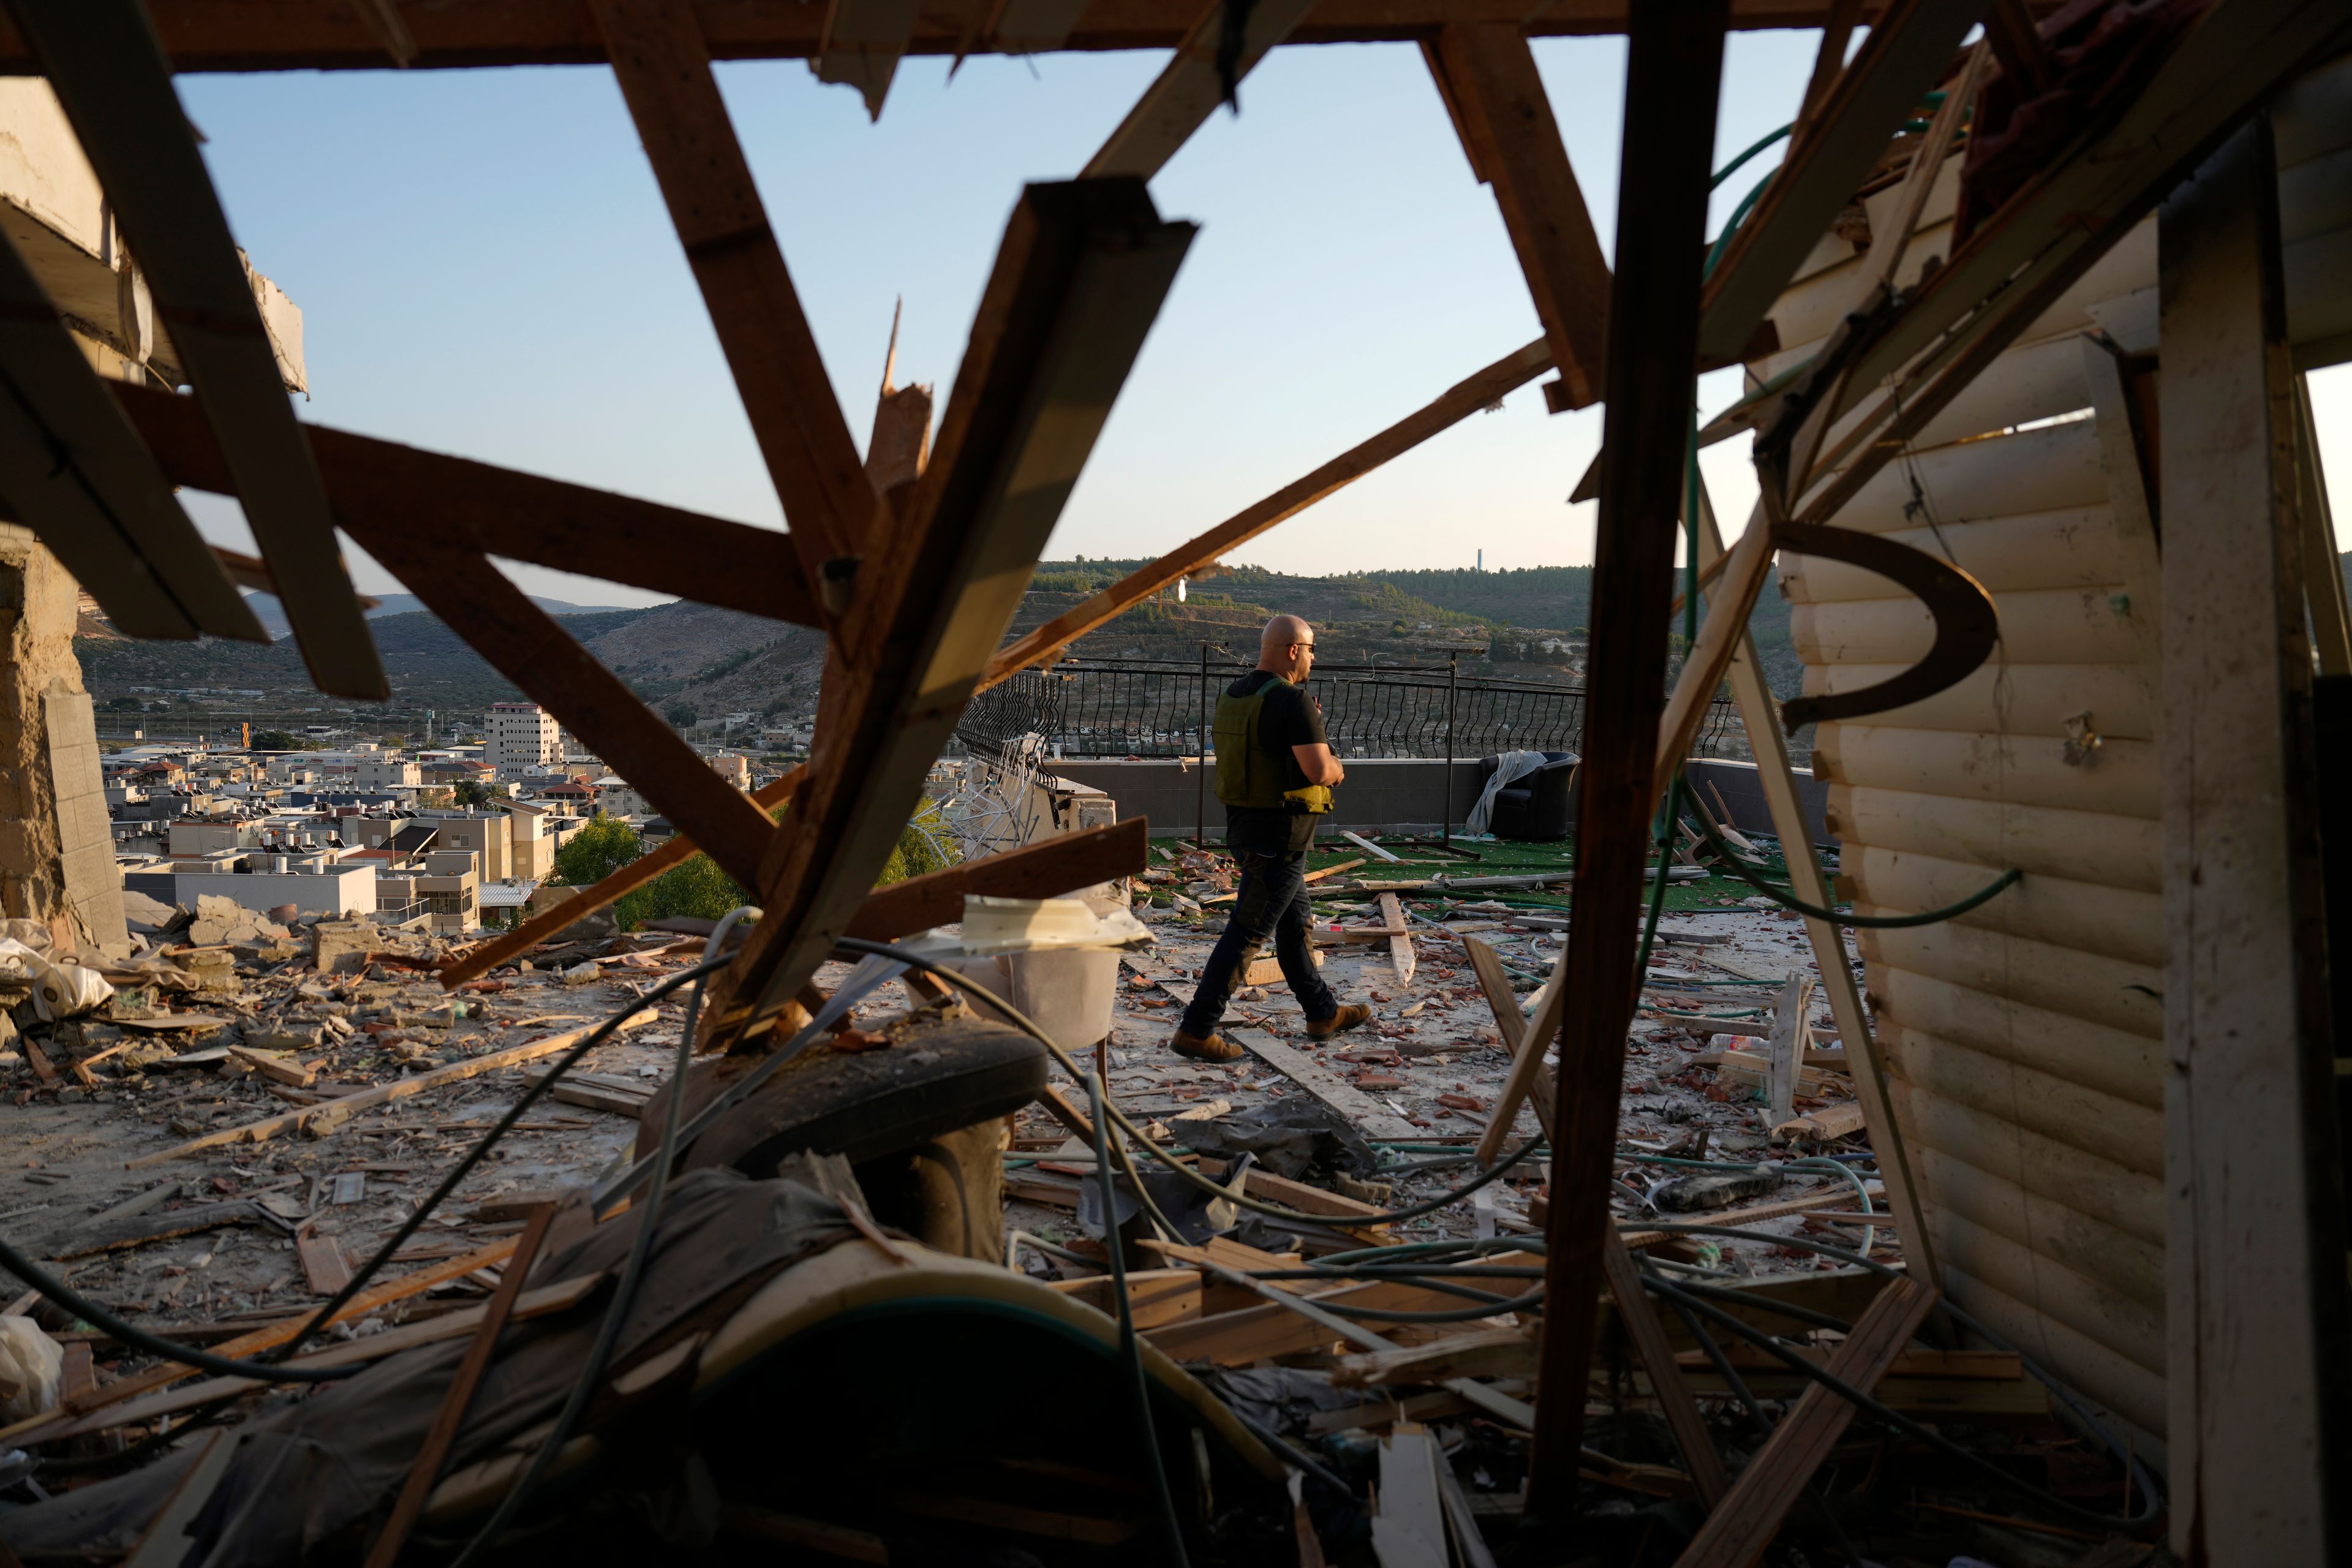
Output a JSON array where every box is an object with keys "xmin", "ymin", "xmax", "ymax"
[
  {"xmin": 0, "ymin": 231, "xmax": 263, "ymax": 643},
  {"xmin": 0, "ymin": 1, "xmax": 1994, "ymax": 75},
  {"xmin": 113, "ymin": 383, "xmax": 822, "ymax": 628},
  {"xmin": 1082, "ymin": 0, "xmax": 1321, "ymax": 180},
  {"xmin": 1526, "ymin": 0, "xmax": 1727, "ymax": 1512},
  {"xmin": 1693, "ymin": 0, "xmax": 1989, "ymax": 369},
  {"xmin": 593, "ymin": 0, "xmax": 879, "ymax": 596},
  {"xmin": 987, "ymin": 337, "xmax": 1552, "ymax": 680},
  {"xmin": 705, "ymin": 180, "xmax": 1194, "ymax": 1044},
  {"xmin": 1426, "ymin": 23, "xmax": 1612, "ymax": 410},
  {"xmin": 20, "ymin": 0, "xmax": 386, "ymax": 699}
]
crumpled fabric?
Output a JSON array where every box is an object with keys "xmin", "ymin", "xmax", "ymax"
[
  {"xmin": 1180, "ymin": 1099, "xmax": 1379, "ymax": 1181},
  {"xmin": 0, "ymin": 1316, "xmax": 62, "ymax": 1423},
  {"xmin": 0, "ymin": 936, "xmax": 112, "ymax": 1021},
  {"xmin": 1463, "ymin": 750, "xmax": 1551, "ymax": 838}
]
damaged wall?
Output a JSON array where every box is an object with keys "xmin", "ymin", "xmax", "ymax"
[
  {"xmin": 1755, "ymin": 54, "xmax": 2352, "ymax": 1444},
  {"xmin": 0, "ymin": 522, "xmax": 127, "ymax": 952}
]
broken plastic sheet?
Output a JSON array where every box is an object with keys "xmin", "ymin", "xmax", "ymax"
[{"xmin": 1178, "ymin": 1099, "xmax": 1381, "ymax": 1182}]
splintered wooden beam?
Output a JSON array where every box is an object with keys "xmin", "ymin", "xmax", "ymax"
[
  {"xmin": 1082, "ymin": 0, "xmax": 1321, "ymax": 179},
  {"xmin": 0, "ymin": 231, "xmax": 262, "ymax": 643},
  {"xmin": 813, "ymin": 0, "xmax": 925, "ymax": 121},
  {"xmin": 706, "ymin": 180, "xmax": 1194, "ymax": 1043},
  {"xmin": 1426, "ymin": 23, "xmax": 1611, "ymax": 410},
  {"xmin": 1693, "ymin": 0, "xmax": 1988, "ymax": 369},
  {"xmin": 1816, "ymin": 0, "xmax": 2345, "ymax": 457},
  {"xmin": 1673, "ymin": 1277, "xmax": 1937, "ymax": 1566},
  {"xmin": 19, "ymin": 0, "xmax": 385, "ymax": 698},
  {"xmin": 113, "ymin": 383, "xmax": 821, "ymax": 628},
  {"xmin": 371, "ymin": 535, "xmax": 780, "ymax": 889},
  {"xmin": 986, "ymin": 337, "xmax": 1552, "ymax": 680},
  {"xmin": 1600, "ymin": 1233, "xmax": 1727, "ymax": 1506},
  {"xmin": 1527, "ymin": 0, "xmax": 1725, "ymax": 1513},
  {"xmin": 593, "ymin": 0, "xmax": 878, "ymax": 591},
  {"xmin": 844, "ymin": 818, "xmax": 1148, "ymax": 938},
  {"xmin": 1461, "ymin": 936, "xmax": 1555, "ymax": 1145}
]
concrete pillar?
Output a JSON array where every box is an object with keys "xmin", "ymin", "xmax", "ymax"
[{"xmin": 0, "ymin": 522, "xmax": 127, "ymax": 954}]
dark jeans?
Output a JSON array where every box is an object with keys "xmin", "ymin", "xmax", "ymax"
[{"xmin": 1180, "ymin": 846, "xmax": 1338, "ymax": 1038}]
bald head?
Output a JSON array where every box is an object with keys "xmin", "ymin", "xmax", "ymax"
[{"xmin": 1258, "ymin": 615, "xmax": 1317, "ymax": 682}]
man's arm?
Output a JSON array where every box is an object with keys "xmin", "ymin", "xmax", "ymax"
[{"xmin": 1292, "ymin": 742, "xmax": 1344, "ymax": 786}]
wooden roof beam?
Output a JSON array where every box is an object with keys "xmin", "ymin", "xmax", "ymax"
[
  {"xmin": 111, "ymin": 382, "xmax": 822, "ymax": 628},
  {"xmin": 0, "ymin": 1, "xmax": 2048, "ymax": 76},
  {"xmin": 1523, "ymin": 0, "xmax": 1727, "ymax": 1518},
  {"xmin": 1082, "ymin": 0, "xmax": 1322, "ymax": 180},
  {"xmin": 1426, "ymin": 23, "xmax": 1611, "ymax": 410},
  {"xmin": 0, "ymin": 231, "xmax": 262, "ymax": 643},
  {"xmin": 592, "ymin": 0, "xmax": 879, "ymax": 606},
  {"xmin": 1693, "ymin": 0, "xmax": 1990, "ymax": 369},
  {"xmin": 701, "ymin": 178, "xmax": 1194, "ymax": 1046},
  {"xmin": 20, "ymin": 0, "xmax": 386, "ymax": 698}
]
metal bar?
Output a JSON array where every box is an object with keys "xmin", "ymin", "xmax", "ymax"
[{"xmin": 1197, "ymin": 640, "xmax": 1210, "ymax": 848}]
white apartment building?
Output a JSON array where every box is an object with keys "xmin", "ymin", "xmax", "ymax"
[{"xmin": 486, "ymin": 703, "xmax": 562, "ymax": 782}]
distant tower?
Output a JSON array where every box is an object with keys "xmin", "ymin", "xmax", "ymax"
[{"xmin": 1476, "ymin": 549, "xmax": 1483, "ymax": 572}]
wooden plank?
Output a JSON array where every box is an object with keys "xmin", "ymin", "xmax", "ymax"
[
  {"xmin": 364, "ymin": 1205, "xmax": 559, "ymax": 1568},
  {"xmin": 2158, "ymin": 118, "xmax": 2346, "ymax": 1566},
  {"xmin": 1474, "ymin": 962, "xmax": 1563, "ymax": 1165},
  {"xmin": 297, "ymin": 1231, "xmax": 353, "ymax": 1295},
  {"xmin": 983, "ymin": 338, "xmax": 1553, "ymax": 681},
  {"xmin": 1693, "ymin": 0, "xmax": 1986, "ymax": 366},
  {"xmin": 1688, "ymin": 473, "xmax": 1937, "ymax": 1283},
  {"xmin": 53, "ymin": 1200, "xmax": 266, "ymax": 1259},
  {"xmin": 1341, "ymin": 831, "xmax": 1401, "ymax": 863},
  {"xmin": 1044, "ymin": 1265, "xmax": 1202, "ymax": 1329},
  {"xmin": 1427, "ymin": 23, "xmax": 1613, "ymax": 409},
  {"xmin": 1673, "ymin": 1276, "xmax": 1939, "ymax": 1567},
  {"xmin": 126, "ymin": 1020, "xmax": 648, "ymax": 1167},
  {"xmin": 1144, "ymin": 1274, "xmax": 1513, "ymax": 1365},
  {"xmin": 1528, "ymin": 0, "xmax": 1727, "ymax": 1509},
  {"xmin": 1243, "ymin": 1166, "xmax": 1389, "ymax": 1226},
  {"xmin": 121, "ymin": 1429, "xmax": 237, "ymax": 1568},
  {"xmin": 1372, "ymin": 1427, "xmax": 1452, "ymax": 1568},
  {"xmin": 1226, "ymin": 1025, "xmax": 1420, "ymax": 1142},
  {"xmin": 0, "ymin": 235, "xmax": 259, "ymax": 641},
  {"xmin": 113, "ymin": 382, "xmax": 820, "ymax": 628},
  {"xmin": 1379, "ymin": 892, "xmax": 1415, "ymax": 985},
  {"xmin": 0, "ymin": 0, "xmax": 1931, "ymax": 74},
  {"xmin": 592, "ymin": 0, "xmax": 876, "ymax": 586},
  {"xmin": 1335, "ymin": 1327, "xmax": 1536, "ymax": 1387},
  {"xmin": 17, "ymin": 1, "xmax": 384, "ymax": 699},
  {"xmin": 1083, "ymin": 0, "xmax": 1319, "ymax": 179},
  {"xmin": 846, "ymin": 818, "xmax": 1148, "ymax": 938},
  {"xmin": 706, "ymin": 181, "xmax": 1193, "ymax": 1043},
  {"xmin": 813, "ymin": 0, "xmax": 924, "ymax": 120},
  {"xmin": 720, "ymin": 1504, "xmax": 889, "ymax": 1564},
  {"xmin": 2293, "ymin": 375, "xmax": 2351, "ymax": 676},
  {"xmin": 1615, "ymin": 1186, "xmax": 1853, "ymax": 1250},
  {"xmin": 1461, "ymin": 936, "xmax": 1555, "ymax": 1144},
  {"xmin": 1600, "ymin": 1231, "xmax": 1728, "ymax": 1506}
]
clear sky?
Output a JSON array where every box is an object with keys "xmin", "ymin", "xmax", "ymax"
[{"xmin": 174, "ymin": 32, "xmax": 2348, "ymax": 608}]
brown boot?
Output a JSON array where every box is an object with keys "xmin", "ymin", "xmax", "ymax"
[
  {"xmin": 1305, "ymin": 1003, "xmax": 1373, "ymax": 1041},
  {"xmin": 1171, "ymin": 1028, "xmax": 1246, "ymax": 1063}
]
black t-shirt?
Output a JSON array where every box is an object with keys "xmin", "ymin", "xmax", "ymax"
[{"xmin": 1223, "ymin": 670, "xmax": 1330, "ymax": 855}]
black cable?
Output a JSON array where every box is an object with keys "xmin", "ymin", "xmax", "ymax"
[
  {"xmin": 836, "ymin": 940, "xmax": 1547, "ymax": 1227},
  {"xmin": 0, "ymin": 1243, "xmax": 353, "ymax": 1387},
  {"xmin": 1637, "ymin": 1272, "xmax": 2159, "ymax": 1531},
  {"xmin": 1222, "ymin": 1404, "xmax": 1355, "ymax": 1500},
  {"xmin": 1088, "ymin": 1059, "xmax": 1191, "ymax": 1567},
  {"xmin": 1685, "ymin": 805, "xmax": 2021, "ymax": 929},
  {"xmin": 1317, "ymin": 1289, "xmax": 1546, "ymax": 1324},
  {"xmin": 442, "ymin": 911, "xmax": 755, "ymax": 1568},
  {"xmin": 273, "ymin": 956, "xmax": 730, "ymax": 1363}
]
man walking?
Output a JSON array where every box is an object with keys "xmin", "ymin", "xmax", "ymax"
[{"xmin": 1170, "ymin": 615, "xmax": 1371, "ymax": 1061}]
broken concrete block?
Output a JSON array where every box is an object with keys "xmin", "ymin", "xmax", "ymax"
[{"xmin": 311, "ymin": 922, "xmax": 377, "ymax": 976}]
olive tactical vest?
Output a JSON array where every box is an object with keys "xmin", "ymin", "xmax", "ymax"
[{"xmin": 1213, "ymin": 679, "xmax": 1333, "ymax": 815}]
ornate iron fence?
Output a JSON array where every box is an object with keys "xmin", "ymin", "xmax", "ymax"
[{"xmin": 957, "ymin": 657, "xmax": 1746, "ymax": 762}]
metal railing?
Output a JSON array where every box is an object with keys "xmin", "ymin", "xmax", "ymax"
[{"xmin": 957, "ymin": 655, "xmax": 1747, "ymax": 763}]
